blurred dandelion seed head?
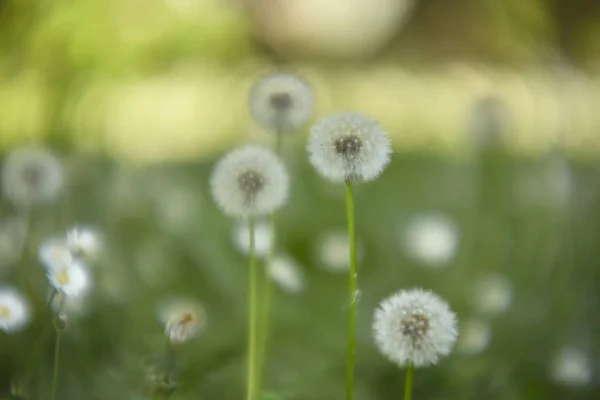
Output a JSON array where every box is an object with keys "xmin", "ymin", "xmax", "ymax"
[
  {"xmin": 473, "ymin": 273, "xmax": 513, "ymax": 317},
  {"xmin": 315, "ymin": 230, "xmax": 364, "ymax": 272},
  {"xmin": 551, "ymin": 346, "xmax": 592, "ymax": 387},
  {"xmin": 403, "ymin": 214, "xmax": 459, "ymax": 268},
  {"xmin": 0, "ymin": 286, "xmax": 31, "ymax": 333},
  {"xmin": 250, "ymin": 73, "xmax": 314, "ymax": 133},
  {"xmin": 233, "ymin": 219, "xmax": 273, "ymax": 259},
  {"xmin": 267, "ymin": 254, "xmax": 306, "ymax": 294},
  {"xmin": 211, "ymin": 146, "xmax": 289, "ymax": 217},
  {"xmin": 159, "ymin": 298, "xmax": 207, "ymax": 344},
  {"xmin": 457, "ymin": 318, "xmax": 491, "ymax": 356},
  {"xmin": 1, "ymin": 147, "xmax": 64, "ymax": 206},
  {"xmin": 373, "ymin": 288, "xmax": 458, "ymax": 368},
  {"xmin": 308, "ymin": 113, "xmax": 391, "ymax": 183}
]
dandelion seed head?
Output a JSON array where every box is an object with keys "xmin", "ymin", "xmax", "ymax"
[
  {"xmin": 473, "ymin": 273, "xmax": 513, "ymax": 316},
  {"xmin": 48, "ymin": 261, "xmax": 92, "ymax": 298},
  {"xmin": 457, "ymin": 318, "xmax": 491, "ymax": 356},
  {"xmin": 250, "ymin": 73, "xmax": 314, "ymax": 132},
  {"xmin": 373, "ymin": 288, "xmax": 458, "ymax": 368},
  {"xmin": 211, "ymin": 146, "xmax": 289, "ymax": 217},
  {"xmin": 232, "ymin": 219, "xmax": 273, "ymax": 259},
  {"xmin": 0, "ymin": 286, "xmax": 31, "ymax": 333},
  {"xmin": 403, "ymin": 214, "xmax": 459, "ymax": 268},
  {"xmin": 1, "ymin": 147, "xmax": 64, "ymax": 206},
  {"xmin": 159, "ymin": 298, "xmax": 206, "ymax": 344},
  {"xmin": 551, "ymin": 346, "xmax": 592, "ymax": 387},
  {"xmin": 315, "ymin": 230, "xmax": 364, "ymax": 272},
  {"xmin": 267, "ymin": 255, "xmax": 305, "ymax": 294},
  {"xmin": 308, "ymin": 113, "xmax": 391, "ymax": 183}
]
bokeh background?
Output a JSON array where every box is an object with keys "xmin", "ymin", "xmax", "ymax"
[{"xmin": 1, "ymin": 0, "xmax": 600, "ymax": 399}]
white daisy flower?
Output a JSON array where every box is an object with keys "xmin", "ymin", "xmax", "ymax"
[
  {"xmin": 39, "ymin": 238, "xmax": 74, "ymax": 272},
  {"xmin": 403, "ymin": 214, "xmax": 459, "ymax": 268},
  {"xmin": 249, "ymin": 73, "xmax": 314, "ymax": 133},
  {"xmin": 47, "ymin": 260, "xmax": 92, "ymax": 298},
  {"xmin": 457, "ymin": 318, "xmax": 491, "ymax": 356},
  {"xmin": 550, "ymin": 346, "xmax": 592, "ymax": 387},
  {"xmin": 210, "ymin": 146, "xmax": 289, "ymax": 218},
  {"xmin": 232, "ymin": 219, "xmax": 273, "ymax": 259},
  {"xmin": 307, "ymin": 113, "xmax": 391, "ymax": 183},
  {"xmin": 0, "ymin": 286, "xmax": 31, "ymax": 333},
  {"xmin": 267, "ymin": 254, "xmax": 305, "ymax": 294},
  {"xmin": 314, "ymin": 229, "xmax": 364, "ymax": 272},
  {"xmin": 66, "ymin": 226, "xmax": 102, "ymax": 260},
  {"xmin": 373, "ymin": 288, "xmax": 458, "ymax": 368},
  {"xmin": 158, "ymin": 298, "xmax": 207, "ymax": 344},
  {"xmin": 472, "ymin": 273, "xmax": 513, "ymax": 317},
  {"xmin": 1, "ymin": 147, "xmax": 64, "ymax": 206}
]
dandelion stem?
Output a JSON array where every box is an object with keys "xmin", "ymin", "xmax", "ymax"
[
  {"xmin": 345, "ymin": 181, "xmax": 357, "ymax": 400},
  {"xmin": 247, "ymin": 216, "xmax": 259, "ymax": 400},
  {"xmin": 49, "ymin": 325, "xmax": 62, "ymax": 400},
  {"xmin": 403, "ymin": 363, "xmax": 414, "ymax": 400}
]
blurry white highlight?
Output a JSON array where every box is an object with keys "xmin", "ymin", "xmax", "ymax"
[
  {"xmin": 0, "ymin": 286, "xmax": 31, "ymax": 333},
  {"xmin": 267, "ymin": 254, "xmax": 305, "ymax": 294},
  {"xmin": 233, "ymin": 219, "xmax": 273, "ymax": 259},
  {"xmin": 551, "ymin": 346, "xmax": 592, "ymax": 387},
  {"xmin": 473, "ymin": 273, "xmax": 513, "ymax": 317},
  {"xmin": 457, "ymin": 318, "xmax": 491, "ymax": 356},
  {"xmin": 403, "ymin": 214, "xmax": 459, "ymax": 268},
  {"xmin": 67, "ymin": 226, "xmax": 102, "ymax": 260}
]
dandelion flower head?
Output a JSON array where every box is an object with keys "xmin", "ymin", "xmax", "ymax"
[
  {"xmin": 403, "ymin": 214, "xmax": 459, "ymax": 268},
  {"xmin": 457, "ymin": 318, "xmax": 491, "ymax": 356},
  {"xmin": 159, "ymin": 298, "xmax": 207, "ymax": 344},
  {"xmin": 1, "ymin": 146, "xmax": 64, "ymax": 206},
  {"xmin": 249, "ymin": 72, "xmax": 314, "ymax": 133},
  {"xmin": 373, "ymin": 288, "xmax": 458, "ymax": 368},
  {"xmin": 0, "ymin": 286, "xmax": 31, "ymax": 333},
  {"xmin": 473, "ymin": 273, "xmax": 513, "ymax": 316},
  {"xmin": 211, "ymin": 146, "xmax": 289, "ymax": 217},
  {"xmin": 267, "ymin": 255, "xmax": 306, "ymax": 294},
  {"xmin": 308, "ymin": 113, "xmax": 391, "ymax": 183}
]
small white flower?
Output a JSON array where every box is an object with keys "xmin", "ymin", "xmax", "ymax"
[
  {"xmin": 403, "ymin": 214, "xmax": 459, "ymax": 268},
  {"xmin": 249, "ymin": 73, "xmax": 314, "ymax": 133},
  {"xmin": 457, "ymin": 318, "xmax": 491, "ymax": 356},
  {"xmin": 472, "ymin": 273, "xmax": 513, "ymax": 317},
  {"xmin": 159, "ymin": 298, "xmax": 207, "ymax": 344},
  {"xmin": 1, "ymin": 147, "xmax": 64, "ymax": 206},
  {"xmin": 47, "ymin": 261, "xmax": 92, "ymax": 298},
  {"xmin": 0, "ymin": 286, "xmax": 31, "ymax": 333},
  {"xmin": 67, "ymin": 226, "xmax": 102, "ymax": 260},
  {"xmin": 210, "ymin": 146, "xmax": 289, "ymax": 217},
  {"xmin": 550, "ymin": 346, "xmax": 592, "ymax": 387},
  {"xmin": 315, "ymin": 230, "xmax": 364, "ymax": 272},
  {"xmin": 232, "ymin": 219, "xmax": 273, "ymax": 259},
  {"xmin": 308, "ymin": 113, "xmax": 391, "ymax": 183},
  {"xmin": 373, "ymin": 288, "xmax": 458, "ymax": 368},
  {"xmin": 267, "ymin": 254, "xmax": 305, "ymax": 294},
  {"xmin": 39, "ymin": 238, "xmax": 74, "ymax": 272}
]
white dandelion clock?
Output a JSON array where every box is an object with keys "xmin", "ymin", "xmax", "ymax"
[
  {"xmin": 315, "ymin": 230, "xmax": 365, "ymax": 272},
  {"xmin": 308, "ymin": 113, "xmax": 391, "ymax": 183},
  {"xmin": 159, "ymin": 298, "xmax": 207, "ymax": 344},
  {"xmin": 210, "ymin": 146, "xmax": 289, "ymax": 217},
  {"xmin": 249, "ymin": 73, "xmax": 314, "ymax": 133},
  {"xmin": 1, "ymin": 147, "xmax": 64, "ymax": 206},
  {"xmin": 550, "ymin": 346, "xmax": 592, "ymax": 387},
  {"xmin": 267, "ymin": 255, "xmax": 306, "ymax": 294},
  {"xmin": 47, "ymin": 261, "xmax": 92, "ymax": 298},
  {"xmin": 39, "ymin": 238, "xmax": 74, "ymax": 272},
  {"xmin": 232, "ymin": 219, "xmax": 273, "ymax": 259},
  {"xmin": 457, "ymin": 318, "xmax": 491, "ymax": 356},
  {"xmin": 472, "ymin": 273, "xmax": 513, "ymax": 317},
  {"xmin": 0, "ymin": 286, "xmax": 31, "ymax": 333},
  {"xmin": 67, "ymin": 226, "xmax": 102, "ymax": 260},
  {"xmin": 403, "ymin": 214, "xmax": 459, "ymax": 268},
  {"xmin": 373, "ymin": 288, "xmax": 458, "ymax": 368}
]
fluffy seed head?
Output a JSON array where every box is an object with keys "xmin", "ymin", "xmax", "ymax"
[
  {"xmin": 1, "ymin": 147, "xmax": 64, "ymax": 206},
  {"xmin": 308, "ymin": 113, "xmax": 391, "ymax": 183},
  {"xmin": 373, "ymin": 288, "xmax": 458, "ymax": 368},
  {"xmin": 402, "ymin": 214, "xmax": 459, "ymax": 268},
  {"xmin": 0, "ymin": 286, "xmax": 31, "ymax": 333},
  {"xmin": 267, "ymin": 255, "xmax": 305, "ymax": 294},
  {"xmin": 249, "ymin": 73, "xmax": 314, "ymax": 132},
  {"xmin": 472, "ymin": 273, "xmax": 513, "ymax": 316},
  {"xmin": 210, "ymin": 146, "xmax": 289, "ymax": 217},
  {"xmin": 159, "ymin": 298, "xmax": 206, "ymax": 344}
]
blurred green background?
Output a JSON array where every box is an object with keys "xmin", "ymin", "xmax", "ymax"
[{"xmin": 1, "ymin": 0, "xmax": 600, "ymax": 399}]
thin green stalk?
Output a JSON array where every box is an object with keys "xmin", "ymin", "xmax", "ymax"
[
  {"xmin": 49, "ymin": 325, "xmax": 62, "ymax": 400},
  {"xmin": 247, "ymin": 217, "xmax": 259, "ymax": 400},
  {"xmin": 345, "ymin": 181, "xmax": 357, "ymax": 400},
  {"xmin": 404, "ymin": 363, "xmax": 414, "ymax": 400}
]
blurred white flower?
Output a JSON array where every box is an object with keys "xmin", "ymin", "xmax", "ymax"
[
  {"xmin": 1, "ymin": 147, "xmax": 64, "ymax": 206},
  {"xmin": 267, "ymin": 254, "xmax": 305, "ymax": 294},
  {"xmin": 0, "ymin": 286, "xmax": 31, "ymax": 333},
  {"xmin": 402, "ymin": 214, "xmax": 459, "ymax": 268},
  {"xmin": 232, "ymin": 219, "xmax": 273, "ymax": 259},
  {"xmin": 47, "ymin": 260, "xmax": 92, "ymax": 298},
  {"xmin": 472, "ymin": 273, "xmax": 513, "ymax": 317},
  {"xmin": 551, "ymin": 346, "xmax": 592, "ymax": 387},
  {"xmin": 457, "ymin": 318, "xmax": 491, "ymax": 356},
  {"xmin": 373, "ymin": 288, "xmax": 458, "ymax": 368},
  {"xmin": 249, "ymin": 72, "xmax": 314, "ymax": 133},
  {"xmin": 39, "ymin": 238, "xmax": 74, "ymax": 272},
  {"xmin": 159, "ymin": 297, "xmax": 207, "ymax": 344},
  {"xmin": 315, "ymin": 230, "xmax": 364, "ymax": 272},
  {"xmin": 308, "ymin": 113, "xmax": 391, "ymax": 183},
  {"xmin": 211, "ymin": 146, "xmax": 289, "ymax": 217},
  {"xmin": 67, "ymin": 226, "xmax": 102, "ymax": 260},
  {"xmin": 0, "ymin": 216, "xmax": 28, "ymax": 271}
]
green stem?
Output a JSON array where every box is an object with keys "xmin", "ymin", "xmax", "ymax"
[
  {"xmin": 345, "ymin": 181, "xmax": 357, "ymax": 400},
  {"xmin": 247, "ymin": 217, "xmax": 259, "ymax": 400},
  {"xmin": 49, "ymin": 326, "xmax": 62, "ymax": 400},
  {"xmin": 404, "ymin": 363, "xmax": 414, "ymax": 400}
]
